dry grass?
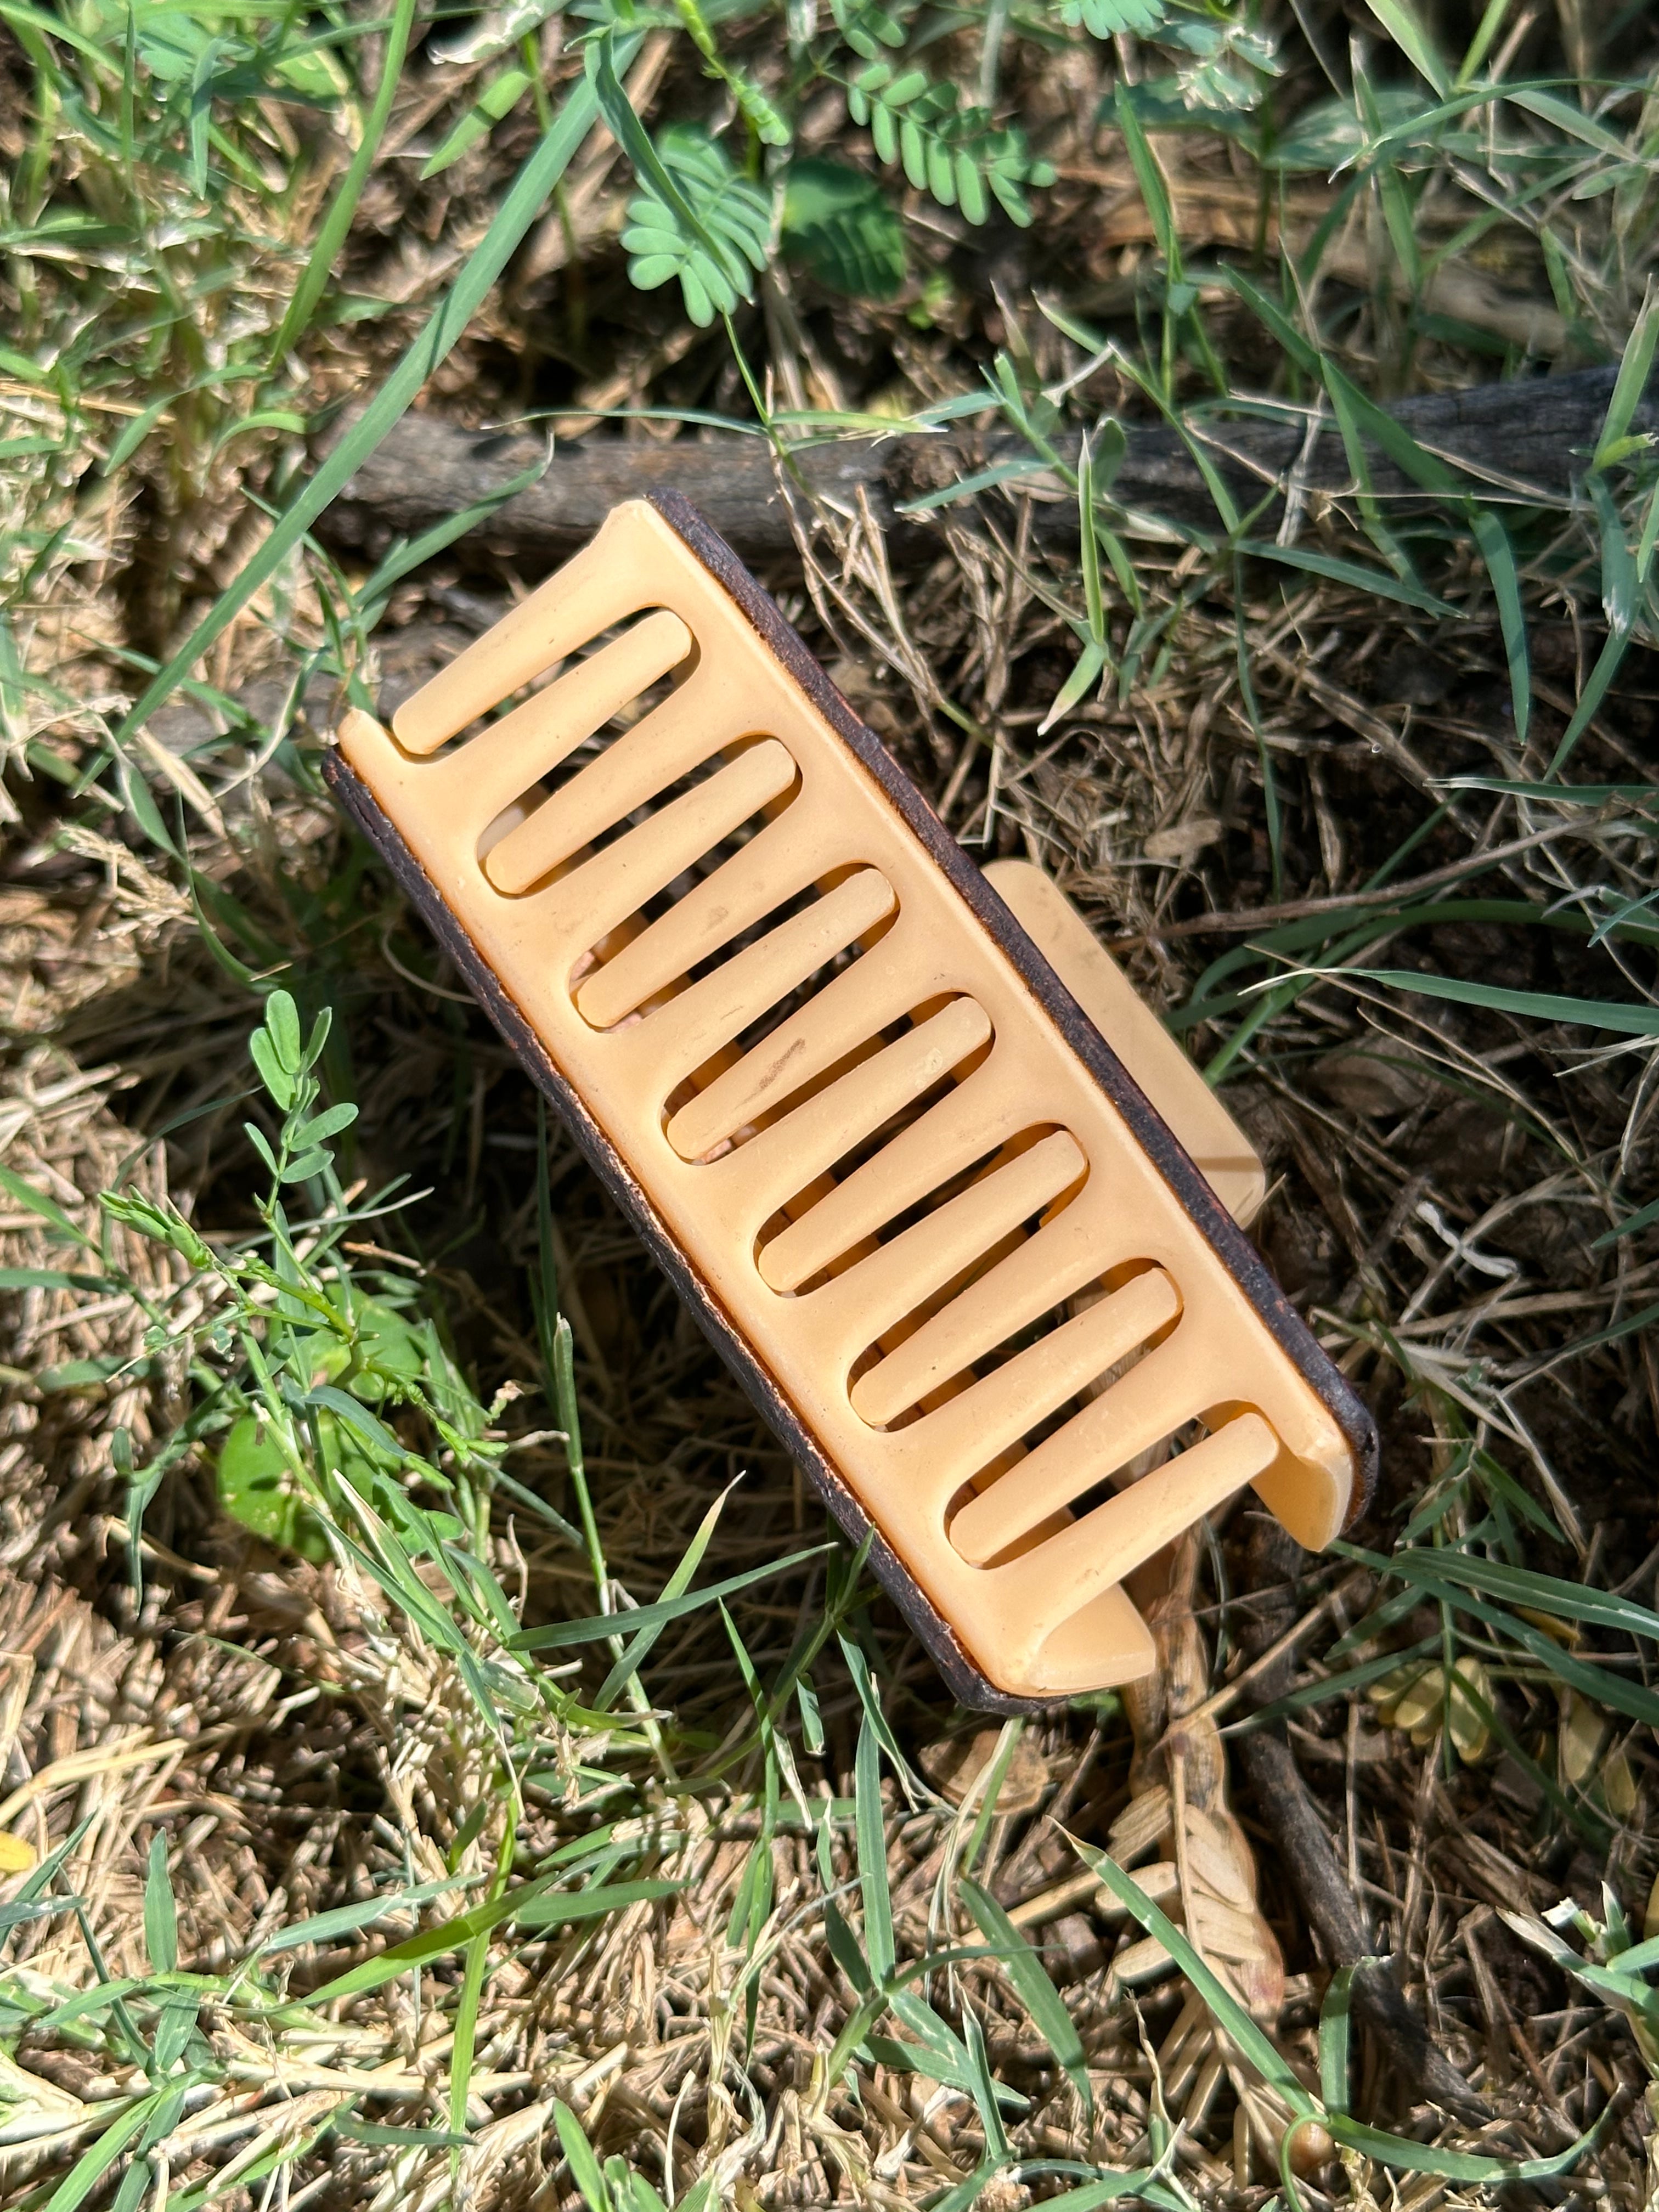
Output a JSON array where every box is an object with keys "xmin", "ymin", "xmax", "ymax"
[{"xmin": 3, "ymin": 1, "xmax": 1659, "ymax": 2207}]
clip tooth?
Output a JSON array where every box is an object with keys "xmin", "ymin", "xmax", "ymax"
[
  {"xmin": 761, "ymin": 1062, "xmax": 1008, "ymax": 1295},
  {"xmin": 901, "ymin": 1268, "xmax": 1181, "ymax": 1487},
  {"xmin": 719, "ymin": 998, "xmax": 995, "ymax": 1243},
  {"xmin": 654, "ymin": 869, "xmax": 898, "ymax": 1150},
  {"xmin": 576, "ymin": 786, "xmax": 818, "ymax": 1032},
  {"xmin": 568, "ymin": 742, "xmax": 802, "ymax": 1025},
  {"xmin": 482, "ymin": 611, "xmax": 696, "ymax": 890},
  {"xmin": 811, "ymin": 1130, "xmax": 1087, "ymax": 1361},
  {"xmin": 392, "ymin": 507, "xmax": 657, "ymax": 754},
  {"xmin": 989, "ymin": 1414, "xmax": 1279, "ymax": 1652}
]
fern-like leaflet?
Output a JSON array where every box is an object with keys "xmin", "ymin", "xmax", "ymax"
[
  {"xmin": 831, "ymin": 0, "xmax": 911, "ymax": 60},
  {"xmin": 589, "ymin": 33, "xmax": 771, "ymax": 326},
  {"xmin": 1059, "ymin": 0, "xmax": 1169, "ymax": 33},
  {"xmin": 620, "ymin": 125, "xmax": 773, "ymax": 325},
  {"xmin": 730, "ymin": 69, "xmax": 793, "ymax": 148},
  {"xmin": 845, "ymin": 61, "xmax": 1054, "ymax": 225},
  {"xmin": 781, "ymin": 156, "xmax": 906, "ymax": 296},
  {"xmin": 669, "ymin": 0, "xmax": 794, "ymax": 145}
]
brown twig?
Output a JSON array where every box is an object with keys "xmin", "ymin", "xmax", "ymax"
[
  {"xmin": 316, "ymin": 368, "xmax": 1645, "ymax": 570},
  {"xmin": 1234, "ymin": 1520, "xmax": 1489, "ymax": 2121}
]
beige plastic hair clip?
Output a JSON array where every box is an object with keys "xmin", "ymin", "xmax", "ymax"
[{"xmin": 326, "ymin": 492, "xmax": 1375, "ymax": 1711}]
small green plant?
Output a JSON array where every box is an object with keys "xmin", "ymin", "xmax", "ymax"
[
  {"xmin": 1505, "ymin": 1885, "xmax": 1659, "ymax": 2180},
  {"xmin": 419, "ymin": 0, "xmax": 1270, "ymax": 338},
  {"xmin": 100, "ymin": 991, "xmax": 521, "ymax": 1613},
  {"xmin": 1082, "ymin": 1852, "xmax": 1599, "ymax": 2197},
  {"xmin": 617, "ymin": 119, "xmax": 775, "ymax": 329},
  {"xmin": 781, "ymin": 156, "xmax": 907, "ymax": 298},
  {"xmin": 839, "ymin": 55, "xmax": 1054, "ymax": 228}
]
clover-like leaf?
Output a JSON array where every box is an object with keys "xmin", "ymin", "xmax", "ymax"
[
  {"xmin": 263, "ymin": 988, "xmax": 303, "ymax": 1074},
  {"xmin": 1058, "ymin": 0, "xmax": 1167, "ymax": 33},
  {"xmin": 217, "ymin": 1414, "xmax": 331, "ymax": 1560},
  {"xmin": 845, "ymin": 64, "xmax": 1052, "ymax": 227},
  {"xmin": 620, "ymin": 125, "xmax": 772, "ymax": 327},
  {"xmin": 782, "ymin": 158, "xmax": 905, "ymax": 297}
]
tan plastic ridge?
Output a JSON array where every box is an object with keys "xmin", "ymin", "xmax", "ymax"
[
  {"xmin": 983, "ymin": 860, "xmax": 1266, "ymax": 1233},
  {"xmin": 336, "ymin": 496, "xmax": 1356, "ymax": 1701}
]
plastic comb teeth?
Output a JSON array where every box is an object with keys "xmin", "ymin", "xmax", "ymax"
[{"xmin": 327, "ymin": 490, "xmax": 1376, "ymax": 1709}]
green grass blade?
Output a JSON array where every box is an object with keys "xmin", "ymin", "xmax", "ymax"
[
  {"xmin": 0, "ymin": 1267, "xmax": 120, "ymax": 1291},
  {"xmin": 551, "ymin": 1316, "xmax": 607, "ymax": 1612},
  {"xmin": 1067, "ymin": 1840, "xmax": 1313, "ymax": 2107},
  {"xmin": 450, "ymin": 1807, "xmax": 517, "ymax": 2150},
  {"xmin": 960, "ymin": 1720, "xmax": 1022, "ymax": 1878},
  {"xmin": 143, "ymin": 1833, "xmax": 177, "ymax": 1974},
  {"xmin": 960, "ymin": 2004, "xmax": 1010, "ymax": 2164},
  {"xmin": 1456, "ymin": 0, "xmax": 1513, "ymax": 83},
  {"xmin": 1506, "ymin": 87, "xmax": 1632, "ymax": 159},
  {"xmin": 1589, "ymin": 1928, "xmax": 1659, "ymax": 1976},
  {"xmin": 1547, "ymin": 624, "xmax": 1640, "ymax": 777},
  {"xmin": 333, "ymin": 2120, "xmax": 472, "ymax": 2149},
  {"xmin": 257, "ymin": 1871, "xmax": 481, "ymax": 1953},
  {"xmin": 0, "ymin": 1163, "xmax": 97, "ymax": 1249},
  {"xmin": 1233, "ymin": 1635, "xmax": 1441, "ymax": 1731},
  {"xmin": 352, "ymin": 445, "xmax": 551, "ymax": 622},
  {"xmin": 1440, "ymin": 780, "xmax": 1659, "ymax": 806},
  {"xmin": 855, "ymin": 1712, "xmax": 895, "ymax": 1982},
  {"xmin": 0, "ymin": 0, "xmax": 120, "ymax": 76},
  {"xmin": 895, "ymin": 455, "xmax": 1054, "ymax": 515},
  {"xmin": 301, "ymin": 1875, "xmax": 679, "ymax": 2006},
  {"xmin": 1329, "ymin": 968, "xmax": 1659, "ymax": 1036},
  {"xmin": 1409, "ymin": 1596, "xmax": 1659, "ymax": 1733},
  {"xmin": 1362, "ymin": 0, "xmax": 1450, "ymax": 93},
  {"xmin": 1591, "ymin": 473, "xmax": 1640, "ymax": 632},
  {"xmin": 1594, "ymin": 1195, "xmax": 1659, "ymax": 1248},
  {"xmin": 1077, "ymin": 430, "xmax": 1104, "ymax": 637},
  {"xmin": 922, "ymin": 2158, "xmax": 1008, "ymax": 2212},
  {"xmin": 1593, "ymin": 282, "xmax": 1659, "ymax": 469},
  {"xmin": 511, "ymin": 1543, "xmax": 833, "ymax": 1650},
  {"xmin": 1222, "ymin": 269, "xmax": 1542, "ymax": 679},
  {"xmin": 718, "ymin": 1598, "xmax": 779, "ymax": 1963},
  {"xmin": 1467, "ymin": 507, "xmax": 1529, "ymax": 744},
  {"xmin": 1330, "ymin": 2116, "xmax": 1598, "ymax": 2183},
  {"xmin": 1115, "ymin": 89, "xmax": 1175, "ymax": 269},
  {"xmin": 1548, "ymin": 475, "xmax": 1646, "ymax": 775},
  {"xmin": 960, "ymin": 1876, "xmax": 1092, "ymax": 2118},
  {"xmin": 592, "ymin": 1482, "xmax": 737, "ymax": 1707},
  {"xmin": 1071, "ymin": 1839, "xmax": 1595, "ymax": 2182},
  {"xmin": 1338, "ymin": 1538, "xmax": 1659, "ymax": 1654},
  {"xmin": 1318, "ymin": 1960, "xmax": 1358, "ymax": 2115},
  {"xmin": 1236, "ymin": 540, "xmax": 1454, "ymax": 612},
  {"xmin": 1010, "ymin": 2175, "xmax": 1179, "ymax": 2212},
  {"xmin": 1232, "ymin": 573, "xmax": 1280, "ymax": 899},
  {"xmin": 1039, "ymin": 637, "xmax": 1108, "ymax": 735},
  {"xmin": 553, "ymin": 2101, "xmax": 613, "ymax": 2212},
  {"xmin": 823, "ymin": 1895, "xmax": 876, "ymax": 2001},
  {"xmin": 42, "ymin": 2095, "xmax": 163, "ymax": 2212},
  {"xmin": 836, "ymin": 1632, "xmax": 921, "ymax": 1792}
]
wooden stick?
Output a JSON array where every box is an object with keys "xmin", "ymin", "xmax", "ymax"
[
  {"xmin": 1236, "ymin": 1520, "xmax": 1488, "ymax": 2119},
  {"xmin": 319, "ymin": 366, "xmax": 1644, "ymax": 569}
]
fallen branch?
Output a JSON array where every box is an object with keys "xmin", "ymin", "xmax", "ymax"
[{"xmin": 318, "ymin": 365, "xmax": 1643, "ymax": 569}]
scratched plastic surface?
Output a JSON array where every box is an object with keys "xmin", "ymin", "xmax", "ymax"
[{"xmin": 336, "ymin": 498, "xmax": 1358, "ymax": 1699}]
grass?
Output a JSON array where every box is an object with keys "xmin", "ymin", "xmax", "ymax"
[{"xmin": 3, "ymin": 0, "xmax": 1659, "ymax": 2206}]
